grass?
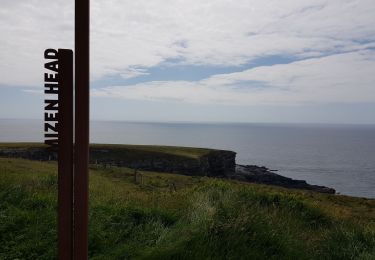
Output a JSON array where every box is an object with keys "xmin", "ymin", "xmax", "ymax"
[
  {"xmin": 88, "ymin": 144, "xmax": 216, "ymax": 168},
  {"xmin": 0, "ymin": 157, "xmax": 374, "ymax": 259},
  {"xmin": 90, "ymin": 144, "xmax": 215, "ymax": 159},
  {"xmin": 0, "ymin": 143, "xmax": 221, "ymax": 172},
  {"xmin": 0, "ymin": 142, "xmax": 215, "ymax": 159},
  {"xmin": 0, "ymin": 142, "xmax": 49, "ymax": 149}
]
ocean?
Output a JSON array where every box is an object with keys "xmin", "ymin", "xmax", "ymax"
[{"xmin": 1, "ymin": 119, "xmax": 374, "ymax": 198}]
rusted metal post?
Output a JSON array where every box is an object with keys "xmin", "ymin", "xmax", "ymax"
[
  {"xmin": 57, "ymin": 49, "xmax": 74, "ymax": 260},
  {"xmin": 74, "ymin": 0, "xmax": 90, "ymax": 259}
]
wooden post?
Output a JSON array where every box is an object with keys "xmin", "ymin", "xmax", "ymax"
[
  {"xmin": 74, "ymin": 0, "xmax": 90, "ymax": 259},
  {"xmin": 57, "ymin": 49, "xmax": 74, "ymax": 260}
]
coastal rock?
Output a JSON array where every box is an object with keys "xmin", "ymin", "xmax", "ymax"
[
  {"xmin": 201, "ymin": 150, "xmax": 236, "ymax": 176},
  {"xmin": 0, "ymin": 147, "xmax": 57, "ymax": 161},
  {"xmin": 0, "ymin": 146, "xmax": 236, "ymax": 177},
  {"xmin": 90, "ymin": 148, "xmax": 236, "ymax": 177},
  {"xmin": 0, "ymin": 146, "xmax": 335, "ymax": 194},
  {"xmin": 233, "ymin": 164, "xmax": 335, "ymax": 194}
]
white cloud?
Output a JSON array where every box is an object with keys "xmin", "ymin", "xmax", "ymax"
[
  {"xmin": 119, "ymin": 68, "xmax": 149, "ymax": 80},
  {"xmin": 92, "ymin": 50, "xmax": 375, "ymax": 105},
  {"xmin": 0, "ymin": 0, "xmax": 74, "ymax": 86},
  {"xmin": 1, "ymin": 0, "xmax": 375, "ymax": 89}
]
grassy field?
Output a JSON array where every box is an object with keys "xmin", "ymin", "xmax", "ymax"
[{"xmin": 0, "ymin": 157, "xmax": 374, "ymax": 259}]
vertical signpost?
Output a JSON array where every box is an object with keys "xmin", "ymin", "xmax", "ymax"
[
  {"xmin": 74, "ymin": 0, "xmax": 90, "ymax": 259},
  {"xmin": 44, "ymin": 1, "xmax": 89, "ymax": 259},
  {"xmin": 57, "ymin": 49, "xmax": 74, "ymax": 259},
  {"xmin": 44, "ymin": 48, "xmax": 75, "ymax": 259}
]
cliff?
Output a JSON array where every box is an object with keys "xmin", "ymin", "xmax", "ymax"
[
  {"xmin": 0, "ymin": 143, "xmax": 236, "ymax": 177},
  {"xmin": 233, "ymin": 164, "xmax": 335, "ymax": 194},
  {"xmin": 89, "ymin": 144, "xmax": 236, "ymax": 176},
  {"xmin": 0, "ymin": 143, "xmax": 334, "ymax": 194}
]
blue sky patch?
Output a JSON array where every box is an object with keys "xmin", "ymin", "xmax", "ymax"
[{"xmin": 92, "ymin": 54, "xmax": 296, "ymax": 89}]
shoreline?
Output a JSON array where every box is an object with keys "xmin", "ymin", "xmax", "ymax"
[
  {"xmin": 232, "ymin": 164, "xmax": 335, "ymax": 194},
  {"xmin": 0, "ymin": 142, "xmax": 337, "ymax": 195}
]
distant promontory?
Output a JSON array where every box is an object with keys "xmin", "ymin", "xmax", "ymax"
[{"xmin": 0, "ymin": 143, "xmax": 335, "ymax": 194}]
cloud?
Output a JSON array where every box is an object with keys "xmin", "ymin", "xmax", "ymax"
[
  {"xmin": 1, "ymin": 0, "xmax": 375, "ymax": 89},
  {"xmin": 92, "ymin": 50, "xmax": 375, "ymax": 105},
  {"xmin": 119, "ymin": 67, "xmax": 149, "ymax": 80},
  {"xmin": 0, "ymin": 0, "xmax": 74, "ymax": 87}
]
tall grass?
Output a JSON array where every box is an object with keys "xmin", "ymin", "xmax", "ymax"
[{"xmin": 0, "ymin": 158, "xmax": 374, "ymax": 259}]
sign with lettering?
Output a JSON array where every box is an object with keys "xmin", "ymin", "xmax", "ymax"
[
  {"xmin": 44, "ymin": 49, "xmax": 59, "ymax": 147},
  {"xmin": 43, "ymin": 2, "xmax": 89, "ymax": 259},
  {"xmin": 44, "ymin": 48, "xmax": 74, "ymax": 259}
]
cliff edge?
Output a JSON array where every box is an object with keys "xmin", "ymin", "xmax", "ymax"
[{"xmin": 0, "ymin": 143, "xmax": 334, "ymax": 193}]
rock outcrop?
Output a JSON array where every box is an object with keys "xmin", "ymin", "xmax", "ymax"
[
  {"xmin": 233, "ymin": 164, "xmax": 335, "ymax": 194},
  {"xmin": 0, "ymin": 147, "xmax": 57, "ymax": 161},
  {"xmin": 90, "ymin": 147, "xmax": 236, "ymax": 176},
  {"xmin": 0, "ymin": 145, "xmax": 335, "ymax": 194},
  {"xmin": 0, "ymin": 146, "xmax": 236, "ymax": 177}
]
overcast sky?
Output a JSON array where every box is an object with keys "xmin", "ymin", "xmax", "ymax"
[{"xmin": 0, "ymin": 0, "xmax": 374, "ymax": 123}]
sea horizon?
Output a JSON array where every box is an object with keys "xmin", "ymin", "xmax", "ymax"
[
  {"xmin": 1, "ymin": 118, "xmax": 375, "ymax": 199},
  {"xmin": 2, "ymin": 117, "xmax": 375, "ymax": 126}
]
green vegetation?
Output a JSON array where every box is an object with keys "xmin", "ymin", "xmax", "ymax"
[
  {"xmin": 0, "ymin": 143, "xmax": 218, "ymax": 171},
  {"xmin": 89, "ymin": 144, "xmax": 217, "ymax": 168},
  {"xmin": 0, "ymin": 142, "xmax": 49, "ymax": 149},
  {"xmin": 0, "ymin": 142, "xmax": 214, "ymax": 159},
  {"xmin": 91, "ymin": 144, "xmax": 214, "ymax": 159},
  {"xmin": 1, "ymin": 157, "xmax": 374, "ymax": 259}
]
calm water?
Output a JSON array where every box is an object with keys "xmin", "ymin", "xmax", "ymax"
[{"xmin": 1, "ymin": 119, "xmax": 374, "ymax": 198}]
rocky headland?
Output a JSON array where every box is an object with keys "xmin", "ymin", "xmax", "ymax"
[
  {"xmin": 232, "ymin": 164, "xmax": 335, "ymax": 194},
  {"xmin": 0, "ymin": 143, "xmax": 335, "ymax": 194}
]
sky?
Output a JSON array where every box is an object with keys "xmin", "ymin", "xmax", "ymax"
[{"xmin": 0, "ymin": 0, "xmax": 375, "ymax": 124}]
